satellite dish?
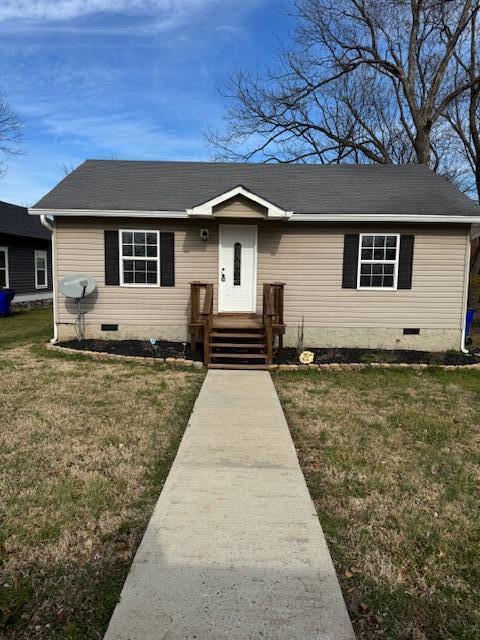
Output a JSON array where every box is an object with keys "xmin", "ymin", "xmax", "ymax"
[
  {"xmin": 58, "ymin": 274, "xmax": 97, "ymax": 342},
  {"xmin": 59, "ymin": 273, "xmax": 96, "ymax": 299}
]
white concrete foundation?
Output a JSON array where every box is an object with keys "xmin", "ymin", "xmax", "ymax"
[
  {"xmin": 13, "ymin": 292, "xmax": 53, "ymax": 303},
  {"xmin": 57, "ymin": 321, "xmax": 461, "ymax": 352},
  {"xmin": 284, "ymin": 326, "xmax": 462, "ymax": 352}
]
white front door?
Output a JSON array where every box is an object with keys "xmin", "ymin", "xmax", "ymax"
[{"xmin": 218, "ymin": 225, "xmax": 257, "ymax": 312}]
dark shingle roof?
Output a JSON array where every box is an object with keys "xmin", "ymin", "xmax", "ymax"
[
  {"xmin": 0, "ymin": 200, "xmax": 51, "ymax": 239},
  {"xmin": 32, "ymin": 160, "xmax": 480, "ymax": 217}
]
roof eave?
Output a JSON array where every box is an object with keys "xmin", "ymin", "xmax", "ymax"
[
  {"xmin": 0, "ymin": 229, "xmax": 51, "ymax": 240},
  {"xmin": 28, "ymin": 209, "xmax": 480, "ymax": 223},
  {"xmin": 289, "ymin": 213, "xmax": 480, "ymax": 223},
  {"xmin": 29, "ymin": 208, "xmax": 189, "ymax": 218}
]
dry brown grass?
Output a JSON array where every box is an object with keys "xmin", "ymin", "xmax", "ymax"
[
  {"xmin": 274, "ymin": 368, "xmax": 480, "ymax": 640},
  {"xmin": 0, "ymin": 342, "xmax": 204, "ymax": 639}
]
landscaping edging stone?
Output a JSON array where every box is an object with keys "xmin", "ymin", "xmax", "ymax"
[
  {"xmin": 274, "ymin": 362, "xmax": 480, "ymax": 371},
  {"xmin": 45, "ymin": 343, "xmax": 204, "ymax": 368},
  {"xmin": 45, "ymin": 343, "xmax": 480, "ymax": 370},
  {"xmin": 57, "ymin": 338, "xmax": 480, "ymax": 367},
  {"xmin": 12, "ymin": 299, "xmax": 53, "ymax": 310}
]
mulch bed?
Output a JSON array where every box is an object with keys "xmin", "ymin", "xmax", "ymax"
[
  {"xmin": 276, "ymin": 346, "xmax": 479, "ymax": 366},
  {"xmin": 58, "ymin": 339, "xmax": 197, "ymax": 361},
  {"xmin": 57, "ymin": 339, "xmax": 480, "ymax": 366}
]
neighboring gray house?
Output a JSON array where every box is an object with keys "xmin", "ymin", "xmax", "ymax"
[
  {"xmin": 30, "ymin": 160, "xmax": 480, "ymax": 367},
  {"xmin": 0, "ymin": 200, "xmax": 53, "ymax": 302}
]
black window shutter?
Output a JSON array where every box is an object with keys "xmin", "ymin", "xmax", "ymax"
[
  {"xmin": 342, "ymin": 234, "xmax": 359, "ymax": 288},
  {"xmin": 160, "ymin": 232, "xmax": 175, "ymax": 287},
  {"xmin": 397, "ymin": 235, "xmax": 415, "ymax": 289},
  {"xmin": 104, "ymin": 230, "xmax": 120, "ymax": 285}
]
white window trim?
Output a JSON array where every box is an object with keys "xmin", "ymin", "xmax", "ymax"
[
  {"xmin": 357, "ymin": 233, "xmax": 400, "ymax": 291},
  {"xmin": 34, "ymin": 250, "xmax": 48, "ymax": 289},
  {"xmin": 119, "ymin": 229, "xmax": 160, "ymax": 287},
  {"xmin": 0, "ymin": 247, "xmax": 9, "ymax": 288}
]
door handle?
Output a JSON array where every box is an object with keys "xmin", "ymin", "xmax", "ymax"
[{"xmin": 221, "ymin": 268, "xmax": 226, "ymax": 282}]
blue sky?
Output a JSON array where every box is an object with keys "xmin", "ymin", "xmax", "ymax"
[{"xmin": 0, "ymin": 0, "xmax": 291, "ymax": 205}]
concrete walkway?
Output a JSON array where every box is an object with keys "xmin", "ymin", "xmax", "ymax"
[
  {"xmin": 12, "ymin": 291, "xmax": 53, "ymax": 303},
  {"xmin": 104, "ymin": 371, "xmax": 355, "ymax": 640}
]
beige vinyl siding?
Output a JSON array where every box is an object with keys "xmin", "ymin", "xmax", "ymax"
[
  {"xmin": 55, "ymin": 217, "xmax": 468, "ymax": 331},
  {"xmin": 213, "ymin": 195, "xmax": 267, "ymax": 218},
  {"xmin": 257, "ymin": 224, "xmax": 468, "ymax": 329},
  {"xmin": 56, "ymin": 218, "xmax": 219, "ymax": 325}
]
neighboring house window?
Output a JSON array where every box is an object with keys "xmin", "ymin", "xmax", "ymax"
[
  {"xmin": 0, "ymin": 247, "xmax": 8, "ymax": 288},
  {"xmin": 35, "ymin": 250, "xmax": 48, "ymax": 289},
  {"xmin": 357, "ymin": 234, "xmax": 399, "ymax": 289},
  {"xmin": 120, "ymin": 230, "xmax": 159, "ymax": 286}
]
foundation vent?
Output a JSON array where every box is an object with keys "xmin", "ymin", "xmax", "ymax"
[{"xmin": 101, "ymin": 324, "xmax": 118, "ymax": 332}]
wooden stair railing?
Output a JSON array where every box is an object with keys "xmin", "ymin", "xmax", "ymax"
[
  {"xmin": 263, "ymin": 282, "xmax": 285, "ymax": 364},
  {"xmin": 189, "ymin": 282, "xmax": 213, "ymax": 361},
  {"xmin": 263, "ymin": 284, "xmax": 274, "ymax": 365},
  {"xmin": 191, "ymin": 281, "xmax": 285, "ymax": 367}
]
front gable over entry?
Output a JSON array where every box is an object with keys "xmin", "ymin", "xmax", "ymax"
[
  {"xmin": 214, "ymin": 194, "xmax": 267, "ymax": 219},
  {"xmin": 186, "ymin": 185, "xmax": 293, "ymax": 219}
]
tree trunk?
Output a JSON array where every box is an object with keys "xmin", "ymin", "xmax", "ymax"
[
  {"xmin": 476, "ymin": 163, "xmax": 480, "ymax": 204},
  {"xmin": 470, "ymin": 243, "xmax": 480, "ymax": 276},
  {"xmin": 414, "ymin": 125, "xmax": 431, "ymax": 164}
]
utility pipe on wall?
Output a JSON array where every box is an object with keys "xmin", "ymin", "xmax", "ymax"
[
  {"xmin": 40, "ymin": 215, "xmax": 58, "ymax": 343},
  {"xmin": 460, "ymin": 227, "xmax": 472, "ymax": 354}
]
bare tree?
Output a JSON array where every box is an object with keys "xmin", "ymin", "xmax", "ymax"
[
  {"xmin": 444, "ymin": 5, "xmax": 480, "ymax": 202},
  {"xmin": 0, "ymin": 91, "xmax": 22, "ymax": 175},
  {"xmin": 442, "ymin": 5, "xmax": 480, "ymax": 275},
  {"xmin": 209, "ymin": 0, "xmax": 480, "ymax": 170},
  {"xmin": 59, "ymin": 162, "xmax": 76, "ymax": 177}
]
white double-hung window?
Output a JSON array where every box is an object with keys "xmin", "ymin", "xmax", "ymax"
[
  {"xmin": 358, "ymin": 234, "xmax": 399, "ymax": 290},
  {"xmin": 35, "ymin": 250, "xmax": 48, "ymax": 289},
  {"xmin": 120, "ymin": 230, "xmax": 159, "ymax": 286},
  {"xmin": 0, "ymin": 247, "xmax": 8, "ymax": 288}
]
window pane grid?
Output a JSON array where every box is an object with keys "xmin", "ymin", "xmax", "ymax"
[
  {"xmin": 358, "ymin": 235, "xmax": 398, "ymax": 289},
  {"xmin": 121, "ymin": 231, "xmax": 159, "ymax": 285},
  {"xmin": 34, "ymin": 251, "xmax": 47, "ymax": 288},
  {"xmin": 0, "ymin": 248, "xmax": 7, "ymax": 288}
]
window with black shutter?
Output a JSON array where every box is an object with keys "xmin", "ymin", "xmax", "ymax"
[
  {"xmin": 342, "ymin": 233, "xmax": 414, "ymax": 291},
  {"xmin": 104, "ymin": 229, "xmax": 175, "ymax": 287},
  {"xmin": 104, "ymin": 230, "xmax": 120, "ymax": 285}
]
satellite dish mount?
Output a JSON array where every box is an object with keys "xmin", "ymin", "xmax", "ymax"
[{"xmin": 59, "ymin": 273, "xmax": 97, "ymax": 341}]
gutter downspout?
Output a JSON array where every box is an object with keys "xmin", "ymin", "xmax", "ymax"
[
  {"xmin": 460, "ymin": 227, "xmax": 472, "ymax": 354},
  {"xmin": 40, "ymin": 215, "xmax": 58, "ymax": 343}
]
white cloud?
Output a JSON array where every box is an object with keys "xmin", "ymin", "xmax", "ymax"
[
  {"xmin": 49, "ymin": 113, "xmax": 199, "ymax": 154},
  {"xmin": 0, "ymin": 0, "xmax": 219, "ymax": 23},
  {"xmin": 24, "ymin": 105, "xmax": 209, "ymax": 160},
  {"xmin": 214, "ymin": 25, "xmax": 244, "ymax": 33},
  {"xmin": 0, "ymin": 111, "xmax": 210, "ymax": 205}
]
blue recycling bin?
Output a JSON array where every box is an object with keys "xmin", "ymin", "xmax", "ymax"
[
  {"xmin": 0, "ymin": 289, "xmax": 15, "ymax": 316},
  {"xmin": 466, "ymin": 308, "xmax": 475, "ymax": 336}
]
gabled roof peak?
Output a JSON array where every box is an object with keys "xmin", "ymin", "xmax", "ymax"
[{"xmin": 187, "ymin": 185, "xmax": 293, "ymax": 219}]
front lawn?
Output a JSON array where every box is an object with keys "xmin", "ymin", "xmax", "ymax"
[
  {"xmin": 0, "ymin": 310, "xmax": 204, "ymax": 639},
  {"xmin": 0, "ymin": 307, "xmax": 53, "ymax": 349},
  {"xmin": 275, "ymin": 368, "xmax": 480, "ymax": 640}
]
